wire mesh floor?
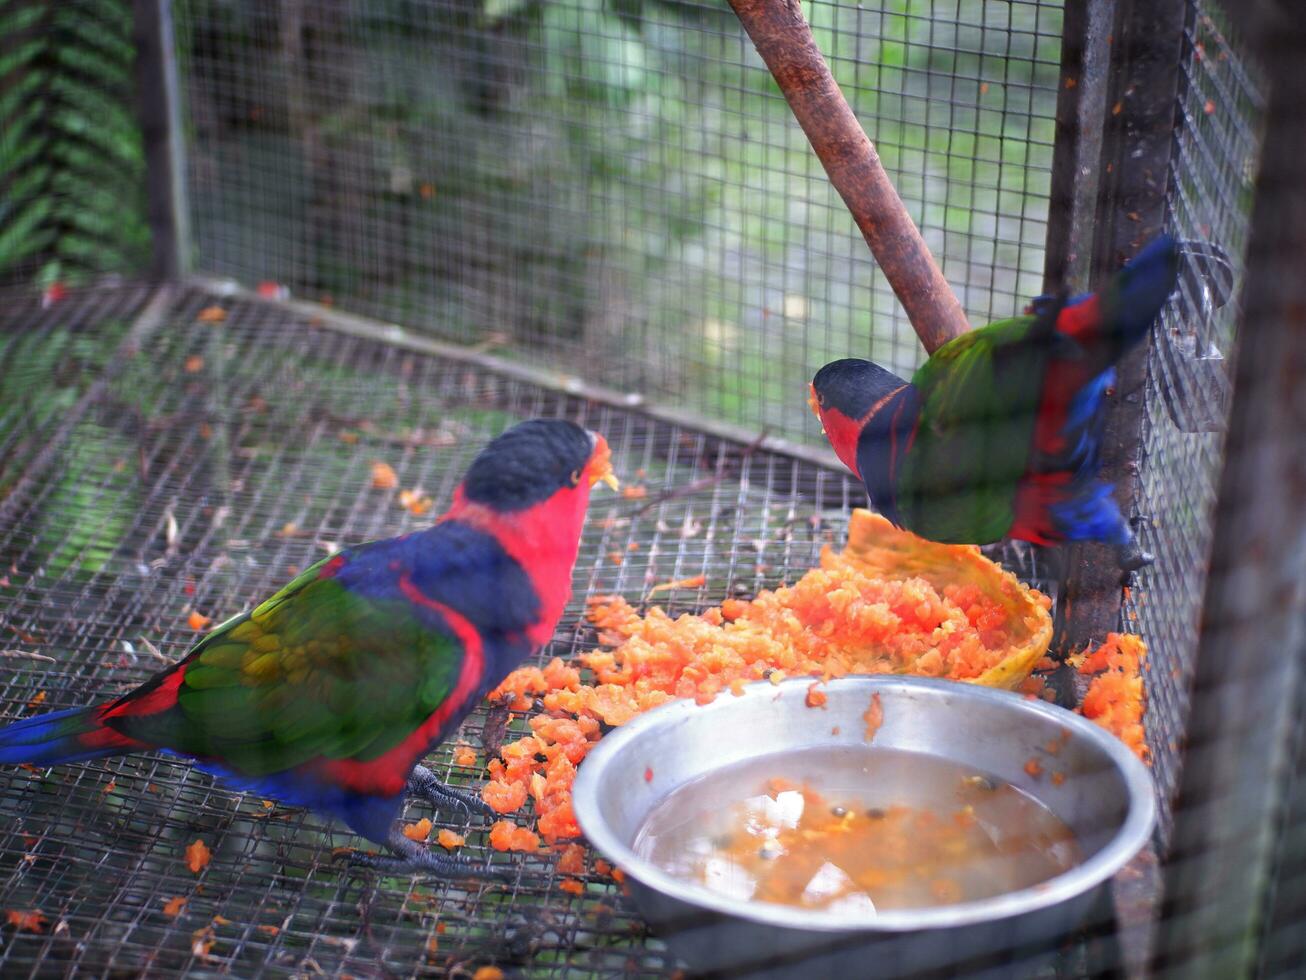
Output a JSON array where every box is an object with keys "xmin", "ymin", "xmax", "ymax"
[{"xmin": 0, "ymin": 282, "xmax": 1084, "ymax": 978}]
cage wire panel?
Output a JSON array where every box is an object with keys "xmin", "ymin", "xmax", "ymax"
[
  {"xmin": 0, "ymin": 0, "xmax": 1282, "ymax": 975},
  {"xmin": 176, "ymin": 0, "xmax": 1063, "ymax": 442},
  {"xmin": 0, "ymin": 280, "xmax": 883, "ymax": 975},
  {"xmin": 1123, "ymin": 0, "xmax": 1264, "ymax": 841}
]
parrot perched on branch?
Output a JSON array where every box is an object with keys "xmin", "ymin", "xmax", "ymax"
[
  {"xmin": 0, "ymin": 419, "xmax": 618, "ymax": 877},
  {"xmin": 810, "ymin": 235, "xmax": 1180, "ymax": 569}
]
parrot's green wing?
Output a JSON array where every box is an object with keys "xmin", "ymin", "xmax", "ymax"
[
  {"xmin": 110, "ymin": 550, "xmax": 464, "ymax": 777},
  {"xmin": 898, "ymin": 315, "xmax": 1049, "ymax": 543}
]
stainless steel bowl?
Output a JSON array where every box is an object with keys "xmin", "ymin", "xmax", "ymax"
[{"xmin": 573, "ymin": 675, "xmax": 1155, "ymax": 978}]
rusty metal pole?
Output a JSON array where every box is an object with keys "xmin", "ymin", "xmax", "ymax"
[{"xmin": 726, "ymin": 0, "xmax": 970, "ymax": 354}]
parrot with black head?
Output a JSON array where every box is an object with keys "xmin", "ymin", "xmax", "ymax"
[
  {"xmin": 0, "ymin": 418, "xmax": 618, "ymax": 877},
  {"xmin": 810, "ymin": 235, "xmax": 1180, "ymax": 569}
]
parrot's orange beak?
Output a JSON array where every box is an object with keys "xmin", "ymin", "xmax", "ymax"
[
  {"xmin": 808, "ymin": 383, "xmax": 825, "ymax": 433},
  {"xmin": 587, "ymin": 434, "xmax": 620, "ymax": 491}
]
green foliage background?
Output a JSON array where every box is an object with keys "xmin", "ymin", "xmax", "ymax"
[{"xmin": 0, "ymin": 0, "xmax": 151, "ymax": 287}]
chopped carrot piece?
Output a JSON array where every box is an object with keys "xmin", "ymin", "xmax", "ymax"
[
  {"xmin": 649, "ymin": 574, "xmax": 706, "ymax": 595},
  {"xmin": 863, "ymin": 693, "xmax": 883, "ymax": 742},
  {"xmin": 436, "ymin": 829, "xmax": 465, "ymax": 850},
  {"xmin": 453, "ymin": 744, "xmax": 477, "ymax": 767},
  {"xmin": 185, "ymin": 839, "xmax": 211, "ymax": 874},
  {"xmin": 556, "ymin": 843, "xmax": 585, "ymax": 875},
  {"xmin": 370, "ymin": 461, "xmax": 399, "ymax": 490},
  {"xmin": 403, "ymin": 818, "xmax": 432, "ymax": 842}
]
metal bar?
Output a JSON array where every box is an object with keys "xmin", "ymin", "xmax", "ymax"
[
  {"xmin": 132, "ymin": 0, "xmax": 191, "ymax": 279},
  {"xmin": 724, "ymin": 0, "xmax": 970, "ymax": 354},
  {"xmin": 1052, "ymin": 0, "xmax": 1186, "ymax": 658},
  {"xmin": 1154, "ymin": 3, "xmax": 1306, "ymax": 974},
  {"xmin": 1042, "ymin": 0, "xmax": 1117, "ymax": 295},
  {"xmin": 185, "ymin": 273, "xmax": 850, "ymax": 485}
]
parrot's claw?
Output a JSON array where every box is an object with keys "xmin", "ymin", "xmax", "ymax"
[
  {"xmin": 405, "ymin": 765, "xmax": 497, "ymax": 821},
  {"xmin": 337, "ymin": 831, "xmax": 513, "ymax": 881}
]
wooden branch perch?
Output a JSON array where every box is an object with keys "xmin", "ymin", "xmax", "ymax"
[{"xmin": 727, "ymin": 0, "xmax": 971, "ymax": 354}]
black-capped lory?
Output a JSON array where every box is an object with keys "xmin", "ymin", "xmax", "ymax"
[
  {"xmin": 0, "ymin": 419, "xmax": 618, "ymax": 877},
  {"xmin": 810, "ymin": 235, "xmax": 1179, "ymax": 569}
]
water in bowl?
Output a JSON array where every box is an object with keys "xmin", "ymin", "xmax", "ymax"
[{"xmin": 633, "ymin": 746, "xmax": 1080, "ymax": 915}]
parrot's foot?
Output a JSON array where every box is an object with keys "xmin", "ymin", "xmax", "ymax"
[
  {"xmin": 339, "ymin": 830, "xmax": 512, "ymax": 881},
  {"xmin": 405, "ymin": 765, "xmax": 497, "ymax": 821}
]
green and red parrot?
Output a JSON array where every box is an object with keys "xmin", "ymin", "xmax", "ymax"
[
  {"xmin": 810, "ymin": 235, "xmax": 1180, "ymax": 569},
  {"xmin": 0, "ymin": 419, "xmax": 618, "ymax": 877}
]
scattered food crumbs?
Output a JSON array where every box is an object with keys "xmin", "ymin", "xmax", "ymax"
[
  {"xmin": 370, "ymin": 461, "xmax": 399, "ymax": 490},
  {"xmin": 436, "ymin": 829, "xmax": 465, "ymax": 851},
  {"xmin": 805, "ymin": 682, "xmax": 828, "ymax": 709},
  {"xmin": 644, "ymin": 767, "xmax": 654, "ymax": 783},
  {"xmin": 594, "ymin": 859, "xmax": 613, "ymax": 876},
  {"xmin": 607, "ymin": 551, "xmax": 624, "ymax": 566},
  {"xmin": 1078, "ymin": 633, "xmax": 1149, "ymax": 761},
  {"xmin": 558, "ymin": 878, "xmax": 585, "ymax": 896},
  {"xmin": 102, "ymin": 779, "xmax": 116, "ymax": 795},
  {"xmin": 26, "ymin": 691, "xmax": 45, "ymax": 710},
  {"xmin": 183, "ymin": 355, "xmax": 205, "ymax": 374},
  {"xmin": 472, "ymin": 967, "xmax": 504, "ymax": 980},
  {"xmin": 863, "ymin": 693, "xmax": 884, "ymax": 742},
  {"xmin": 621, "ymin": 486, "xmax": 647, "ymax": 500},
  {"xmin": 162, "ymin": 897, "xmax": 187, "ymax": 919},
  {"xmin": 6, "ymin": 910, "xmax": 47, "ymax": 933},
  {"xmin": 649, "ymin": 573, "xmax": 706, "ymax": 595},
  {"xmin": 488, "ymin": 820, "xmax": 540, "ymax": 853},
  {"xmin": 191, "ymin": 925, "xmax": 216, "ymax": 958},
  {"xmin": 556, "ymin": 843, "xmax": 585, "ymax": 875},
  {"xmin": 196, "ymin": 305, "xmax": 227, "ymax": 323},
  {"xmin": 261, "ymin": 800, "xmax": 275, "ymax": 811},
  {"xmin": 403, "ymin": 818, "xmax": 433, "ymax": 842},
  {"xmin": 1024, "ymin": 758, "xmax": 1044, "ymax": 779},
  {"xmin": 187, "ymin": 611, "xmax": 212, "ymax": 631},
  {"xmin": 258, "ymin": 924, "xmax": 280, "ymax": 937},
  {"xmin": 398, "ymin": 489, "xmax": 433, "ymax": 516},
  {"xmin": 185, "ymin": 839, "xmax": 211, "ymax": 874},
  {"xmin": 1051, "ymin": 772, "xmax": 1066, "ymax": 786},
  {"xmin": 627, "ymin": 541, "xmax": 640, "ymax": 552},
  {"xmin": 767, "ymin": 670, "xmax": 786, "ymax": 686},
  {"xmin": 453, "ymin": 744, "xmax": 476, "ymax": 767},
  {"xmin": 611, "ymin": 868, "xmax": 626, "ymax": 884}
]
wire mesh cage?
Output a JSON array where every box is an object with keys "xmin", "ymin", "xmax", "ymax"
[{"xmin": 1, "ymin": 0, "xmax": 1303, "ymax": 976}]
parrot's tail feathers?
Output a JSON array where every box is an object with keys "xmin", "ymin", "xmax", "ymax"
[{"xmin": 0, "ymin": 705, "xmax": 136, "ymax": 767}]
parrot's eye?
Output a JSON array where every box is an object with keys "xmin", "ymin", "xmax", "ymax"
[{"xmin": 568, "ymin": 468, "xmax": 583, "ymax": 487}]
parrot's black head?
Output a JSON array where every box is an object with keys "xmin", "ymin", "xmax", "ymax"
[
  {"xmin": 810, "ymin": 358, "xmax": 909, "ymax": 420},
  {"xmin": 461, "ymin": 419, "xmax": 616, "ymax": 511}
]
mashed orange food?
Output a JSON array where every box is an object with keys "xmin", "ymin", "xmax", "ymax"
[
  {"xmin": 483, "ymin": 509, "xmax": 1054, "ymax": 842},
  {"xmin": 1077, "ymin": 632, "xmax": 1149, "ymax": 762}
]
